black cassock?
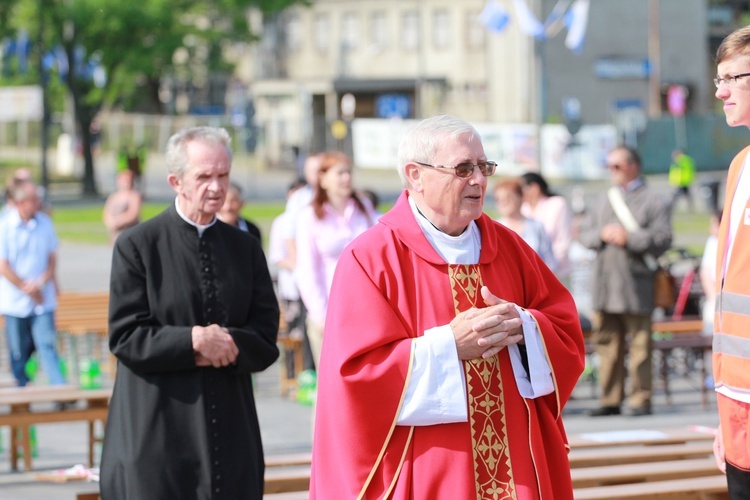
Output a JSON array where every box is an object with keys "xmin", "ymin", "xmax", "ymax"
[{"xmin": 100, "ymin": 204, "xmax": 279, "ymax": 500}]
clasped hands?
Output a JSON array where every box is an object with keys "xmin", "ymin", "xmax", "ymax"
[
  {"xmin": 451, "ymin": 286, "xmax": 524, "ymax": 361},
  {"xmin": 601, "ymin": 223, "xmax": 629, "ymax": 247},
  {"xmin": 192, "ymin": 324, "xmax": 239, "ymax": 368},
  {"xmin": 21, "ymin": 280, "xmax": 43, "ymax": 305}
]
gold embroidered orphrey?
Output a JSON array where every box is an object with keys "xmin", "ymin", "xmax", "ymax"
[{"xmin": 449, "ymin": 264, "xmax": 516, "ymax": 500}]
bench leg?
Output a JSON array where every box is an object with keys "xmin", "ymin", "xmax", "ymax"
[
  {"xmin": 88, "ymin": 421, "xmax": 95, "ymax": 468},
  {"xmin": 9, "ymin": 403, "xmax": 32, "ymax": 471},
  {"xmin": 9, "ymin": 425, "xmax": 18, "ymax": 471},
  {"xmin": 661, "ymin": 348, "xmax": 672, "ymax": 405},
  {"xmin": 20, "ymin": 424, "xmax": 31, "ymax": 471}
]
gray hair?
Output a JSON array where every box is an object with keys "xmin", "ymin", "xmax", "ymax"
[
  {"xmin": 396, "ymin": 115, "xmax": 481, "ymax": 188},
  {"xmin": 165, "ymin": 127, "xmax": 233, "ymax": 178}
]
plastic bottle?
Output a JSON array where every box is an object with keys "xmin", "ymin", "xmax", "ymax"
[
  {"xmin": 296, "ymin": 369, "xmax": 317, "ymax": 406},
  {"xmin": 79, "ymin": 359, "xmax": 102, "ymax": 389},
  {"xmin": 24, "ymin": 355, "xmax": 38, "ymax": 382}
]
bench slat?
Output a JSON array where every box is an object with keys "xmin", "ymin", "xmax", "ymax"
[
  {"xmin": 264, "ymin": 466, "xmax": 311, "ymax": 494},
  {"xmin": 569, "ymin": 441, "xmax": 714, "ymax": 468},
  {"xmin": 568, "ymin": 427, "xmax": 715, "ymax": 449},
  {"xmin": 266, "ymin": 452, "xmax": 313, "ymax": 468},
  {"xmin": 571, "ymin": 457, "xmax": 719, "ymax": 488}
]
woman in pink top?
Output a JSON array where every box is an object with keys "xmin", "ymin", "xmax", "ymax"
[
  {"xmin": 295, "ymin": 151, "xmax": 378, "ymax": 366},
  {"xmin": 520, "ymin": 172, "xmax": 572, "ymax": 279}
]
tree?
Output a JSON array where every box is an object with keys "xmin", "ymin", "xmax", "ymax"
[{"xmin": 1, "ymin": 0, "xmax": 308, "ymax": 196}]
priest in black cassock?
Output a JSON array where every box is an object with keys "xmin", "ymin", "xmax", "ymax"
[{"xmin": 100, "ymin": 126, "xmax": 280, "ymax": 499}]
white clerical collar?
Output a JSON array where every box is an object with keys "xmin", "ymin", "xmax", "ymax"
[
  {"xmin": 408, "ymin": 195, "xmax": 481, "ymax": 265},
  {"xmin": 174, "ymin": 197, "xmax": 217, "ymax": 237}
]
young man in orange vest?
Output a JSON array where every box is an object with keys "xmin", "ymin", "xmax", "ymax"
[{"xmin": 713, "ymin": 25, "xmax": 750, "ymax": 497}]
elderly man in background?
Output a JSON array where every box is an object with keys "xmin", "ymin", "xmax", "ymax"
[
  {"xmin": 580, "ymin": 145, "xmax": 672, "ymax": 417},
  {"xmin": 100, "ymin": 126, "xmax": 279, "ymax": 499},
  {"xmin": 0, "ymin": 178, "xmax": 65, "ymax": 387},
  {"xmin": 310, "ymin": 115, "xmax": 585, "ymax": 499}
]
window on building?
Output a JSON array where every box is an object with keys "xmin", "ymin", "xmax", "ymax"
[
  {"xmin": 342, "ymin": 12, "xmax": 359, "ymax": 50},
  {"xmin": 433, "ymin": 9, "xmax": 450, "ymax": 49},
  {"xmin": 314, "ymin": 13, "xmax": 330, "ymax": 53},
  {"xmin": 371, "ymin": 10, "xmax": 388, "ymax": 52},
  {"xmin": 285, "ymin": 12, "xmax": 302, "ymax": 52},
  {"xmin": 401, "ymin": 10, "xmax": 420, "ymax": 51},
  {"xmin": 466, "ymin": 10, "xmax": 485, "ymax": 49}
]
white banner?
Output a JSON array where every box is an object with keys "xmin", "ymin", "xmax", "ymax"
[
  {"xmin": 351, "ymin": 118, "xmax": 617, "ymax": 180},
  {"xmin": 0, "ymin": 86, "xmax": 42, "ymax": 122}
]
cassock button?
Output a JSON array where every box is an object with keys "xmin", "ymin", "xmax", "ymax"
[
  {"xmin": 216, "ymin": 475, "xmax": 221, "ymax": 480},
  {"xmin": 215, "ymin": 460, "xmax": 219, "ymax": 466},
  {"xmin": 211, "ymin": 404, "xmax": 216, "ymax": 410},
  {"xmin": 204, "ymin": 267, "xmax": 210, "ymax": 272},
  {"xmin": 215, "ymin": 488, "xmax": 220, "ymax": 493},
  {"xmin": 207, "ymin": 307, "xmax": 212, "ymax": 313},
  {"xmin": 212, "ymin": 418, "xmax": 217, "ymax": 424}
]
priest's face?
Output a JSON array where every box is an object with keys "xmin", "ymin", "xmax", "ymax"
[
  {"xmin": 409, "ymin": 133, "xmax": 488, "ymax": 236},
  {"xmin": 169, "ymin": 139, "xmax": 231, "ymax": 225}
]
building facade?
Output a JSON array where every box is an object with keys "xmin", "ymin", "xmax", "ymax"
[{"xmin": 240, "ymin": 0, "xmax": 708, "ymax": 168}]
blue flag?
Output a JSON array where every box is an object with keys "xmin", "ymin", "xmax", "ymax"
[{"xmin": 479, "ymin": 0, "xmax": 511, "ymax": 33}]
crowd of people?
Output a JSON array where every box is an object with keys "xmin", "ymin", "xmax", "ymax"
[{"xmin": 3, "ymin": 24, "xmax": 750, "ymax": 498}]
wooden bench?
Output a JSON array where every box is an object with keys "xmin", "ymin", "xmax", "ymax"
[
  {"xmin": 569, "ymin": 425, "xmax": 726, "ymax": 499},
  {"xmin": 259, "ymin": 428, "xmax": 722, "ymax": 497},
  {"xmin": 0, "ymin": 384, "xmax": 111, "ymax": 471}
]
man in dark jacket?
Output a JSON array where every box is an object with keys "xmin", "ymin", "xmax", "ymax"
[
  {"xmin": 579, "ymin": 146, "xmax": 672, "ymax": 417},
  {"xmin": 100, "ymin": 126, "xmax": 279, "ymax": 499}
]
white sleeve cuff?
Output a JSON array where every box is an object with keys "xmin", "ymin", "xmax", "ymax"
[
  {"xmin": 397, "ymin": 325, "xmax": 468, "ymax": 426},
  {"xmin": 508, "ymin": 305, "xmax": 554, "ymax": 399}
]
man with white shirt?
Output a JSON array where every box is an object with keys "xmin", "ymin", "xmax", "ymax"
[
  {"xmin": 711, "ymin": 26, "xmax": 750, "ymax": 497},
  {"xmin": 310, "ymin": 115, "xmax": 585, "ymax": 499},
  {"xmin": 0, "ymin": 178, "xmax": 65, "ymax": 387}
]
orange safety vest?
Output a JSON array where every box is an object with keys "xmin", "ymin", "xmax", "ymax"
[{"xmin": 714, "ymin": 146, "xmax": 750, "ymax": 391}]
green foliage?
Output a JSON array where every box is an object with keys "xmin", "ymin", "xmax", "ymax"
[
  {"xmin": 51, "ymin": 200, "xmax": 287, "ymax": 245},
  {"xmin": 0, "ymin": 0, "xmax": 308, "ymax": 194}
]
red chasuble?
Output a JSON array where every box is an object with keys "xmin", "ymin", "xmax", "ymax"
[{"xmin": 310, "ymin": 192, "xmax": 585, "ymax": 500}]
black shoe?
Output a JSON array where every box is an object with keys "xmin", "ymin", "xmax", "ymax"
[
  {"xmin": 587, "ymin": 406, "xmax": 621, "ymax": 417},
  {"xmin": 627, "ymin": 406, "xmax": 652, "ymax": 417}
]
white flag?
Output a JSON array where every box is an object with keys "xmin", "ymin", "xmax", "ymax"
[
  {"xmin": 513, "ymin": 0, "xmax": 546, "ymax": 39},
  {"xmin": 565, "ymin": 0, "xmax": 590, "ymax": 54}
]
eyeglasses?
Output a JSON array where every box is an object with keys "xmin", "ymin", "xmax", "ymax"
[
  {"xmin": 713, "ymin": 72, "xmax": 750, "ymax": 88},
  {"xmin": 414, "ymin": 160, "xmax": 497, "ymax": 178}
]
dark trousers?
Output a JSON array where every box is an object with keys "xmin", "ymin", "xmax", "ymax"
[{"xmin": 728, "ymin": 462, "xmax": 750, "ymax": 499}]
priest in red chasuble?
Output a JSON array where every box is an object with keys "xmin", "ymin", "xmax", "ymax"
[{"xmin": 310, "ymin": 115, "xmax": 585, "ymax": 499}]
